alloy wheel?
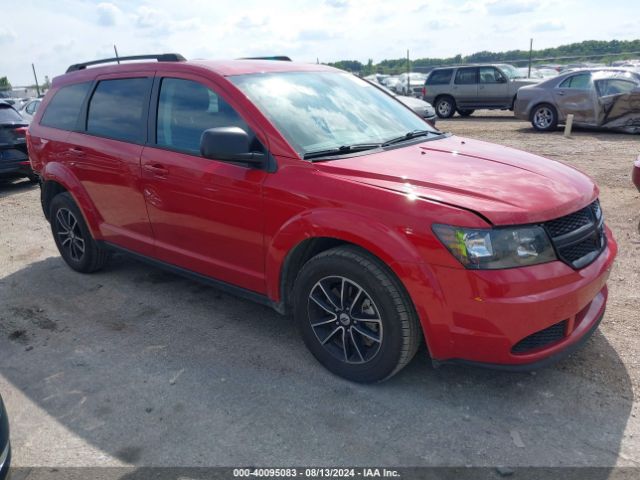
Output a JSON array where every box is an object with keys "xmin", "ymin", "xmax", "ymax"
[
  {"xmin": 55, "ymin": 208, "xmax": 85, "ymax": 262},
  {"xmin": 533, "ymin": 107, "xmax": 554, "ymax": 129},
  {"xmin": 437, "ymin": 100, "xmax": 452, "ymax": 117},
  {"xmin": 307, "ymin": 276, "xmax": 383, "ymax": 364}
]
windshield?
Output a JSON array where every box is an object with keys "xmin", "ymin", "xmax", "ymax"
[
  {"xmin": 498, "ymin": 64, "xmax": 521, "ymax": 79},
  {"xmin": 231, "ymin": 71, "xmax": 435, "ymax": 156}
]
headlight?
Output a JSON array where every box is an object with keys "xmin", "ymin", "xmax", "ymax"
[{"xmin": 432, "ymin": 224, "xmax": 557, "ymax": 269}]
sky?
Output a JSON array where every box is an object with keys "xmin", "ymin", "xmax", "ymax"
[{"xmin": 1, "ymin": 0, "xmax": 639, "ymax": 86}]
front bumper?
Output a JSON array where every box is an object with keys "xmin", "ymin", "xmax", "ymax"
[
  {"xmin": 424, "ymin": 114, "xmax": 437, "ymax": 126},
  {"xmin": 402, "ymin": 226, "xmax": 617, "ymax": 368}
]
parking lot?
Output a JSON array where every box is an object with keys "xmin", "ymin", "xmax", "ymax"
[{"xmin": 0, "ymin": 111, "xmax": 638, "ymax": 471}]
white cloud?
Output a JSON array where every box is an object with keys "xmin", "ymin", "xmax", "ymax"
[
  {"xmin": 532, "ymin": 19, "xmax": 565, "ymax": 32},
  {"xmin": 325, "ymin": 0, "xmax": 349, "ymax": 8},
  {"xmin": 486, "ymin": 0, "xmax": 537, "ymax": 15},
  {"xmin": 96, "ymin": 2, "xmax": 122, "ymax": 27},
  {"xmin": 0, "ymin": 26, "xmax": 16, "ymax": 44}
]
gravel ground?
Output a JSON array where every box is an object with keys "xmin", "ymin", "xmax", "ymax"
[{"xmin": 0, "ymin": 111, "xmax": 638, "ymax": 472}]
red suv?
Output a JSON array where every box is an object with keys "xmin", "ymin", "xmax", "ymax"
[{"xmin": 27, "ymin": 54, "xmax": 617, "ymax": 383}]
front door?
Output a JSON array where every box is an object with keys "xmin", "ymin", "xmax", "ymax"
[
  {"xmin": 141, "ymin": 75, "xmax": 268, "ymax": 293},
  {"xmin": 478, "ymin": 67, "xmax": 509, "ymax": 106},
  {"xmin": 553, "ymin": 73, "xmax": 595, "ymax": 124}
]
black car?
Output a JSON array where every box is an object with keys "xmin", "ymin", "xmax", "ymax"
[
  {"xmin": 0, "ymin": 101, "xmax": 36, "ymax": 183},
  {"xmin": 0, "ymin": 393, "xmax": 9, "ymax": 480}
]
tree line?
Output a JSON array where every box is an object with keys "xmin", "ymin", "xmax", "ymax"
[{"xmin": 327, "ymin": 39, "xmax": 640, "ymax": 75}]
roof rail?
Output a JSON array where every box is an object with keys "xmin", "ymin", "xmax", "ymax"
[
  {"xmin": 66, "ymin": 53, "xmax": 186, "ymax": 73},
  {"xmin": 240, "ymin": 56, "xmax": 292, "ymax": 61}
]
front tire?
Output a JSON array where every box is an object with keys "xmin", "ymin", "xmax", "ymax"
[
  {"xmin": 293, "ymin": 246, "xmax": 422, "ymax": 383},
  {"xmin": 50, "ymin": 192, "xmax": 109, "ymax": 273},
  {"xmin": 531, "ymin": 104, "xmax": 558, "ymax": 132},
  {"xmin": 457, "ymin": 109, "xmax": 474, "ymax": 117},
  {"xmin": 435, "ymin": 96, "xmax": 456, "ymax": 118}
]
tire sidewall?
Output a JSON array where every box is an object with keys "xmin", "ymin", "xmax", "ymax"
[
  {"xmin": 50, "ymin": 193, "xmax": 96, "ymax": 272},
  {"xmin": 435, "ymin": 97, "xmax": 455, "ymax": 118},
  {"xmin": 294, "ymin": 253, "xmax": 406, "ymax": 383}
]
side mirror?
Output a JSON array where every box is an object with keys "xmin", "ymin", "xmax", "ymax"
[{"xmin": 200, "ymin": 127, "xmax": 265, "ymax": 168}]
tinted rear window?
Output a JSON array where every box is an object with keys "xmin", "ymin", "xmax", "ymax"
[
  {"xmin": 0, "ymin": 104, "xmax": 24, "ymax": 123},
  {"xmin": 87, "ymin": 78, "xmax": 150, "ymax": 143},
  {"xmin": 427, "ymin": 69, "xmax": 453, "ymax": 85},
  {"xmin": 40, "ymin": 82, "xmax": 91, "ymax": 130}
]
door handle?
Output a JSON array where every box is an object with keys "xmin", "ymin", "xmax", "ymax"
[
  {"xmin": 556, "ymin": 91, "xmax": 565, "ymax": 96},
  {"xmin": 143, "ymin": 164, "xmax": 169, "ymax": 176}
]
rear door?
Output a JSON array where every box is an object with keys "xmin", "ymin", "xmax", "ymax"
[
  {"xmin": 478, "ymin": 66, "xmax": 509, "ymax": 106},
  {"xmin": 140, "ymin": 74, "xmax": 268, "ymax": 293},
  {"xmin": 66, "ymin": 73, "xmax": 155, "ymax": 254},
  {"xmin": 553, "ymin": 73, "xmax": 595, "ymax": 124},
  {"xmin": 452, "ymin": 67, "xmax": 478, "ymax": 107}
]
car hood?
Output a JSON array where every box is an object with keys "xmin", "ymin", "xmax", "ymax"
[{"xmin": 315, "ymin": 135, "xmax": 598, "ymax": 225}]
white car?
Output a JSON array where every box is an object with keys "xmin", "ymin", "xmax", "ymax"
[{"xmin": 19, "ymin": 98, "xmax": 41, "ymax": 123}]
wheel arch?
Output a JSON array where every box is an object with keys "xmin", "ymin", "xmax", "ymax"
[
  {"xmin": 266, "ymin": 209, "xmax": 441, "ymax": 354},
  {"xmin": 41, "ymin": 162, "xmax": 102, "ymax": 236}
]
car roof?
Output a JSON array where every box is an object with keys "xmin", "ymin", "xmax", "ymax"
[{"xmin": 52, "ymin": 59, "xmax": 339, "ymax": 88}]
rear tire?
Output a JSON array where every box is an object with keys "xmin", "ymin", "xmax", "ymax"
[
  {"xmin": 50, "ymin": 192, "xmax": 109, "ymax": 273},
  {"xmin": 531, "ymin": 104, "xmax": 558, "ymax": 132},
  {"xmin": 293, "ymin": 246, "xmax": 422, "ymax": 383},
  {"xmin": 435, "ymin": 96, "xmax": 456, "ymax": 118},
  {"xmin": 457, "ymin": 109, "xmax": 475, "ymax": 117}
]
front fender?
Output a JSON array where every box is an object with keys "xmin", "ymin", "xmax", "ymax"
[
  {"xmin": 266, "ymin": 208, "xmax": 423, "ymax": 298},
  {"xmin": 266, "ymin": 207, "xmax": 448, "ymax": 356},
  {"xmin": 42, "ymin": 162, "xmax": 103, "ymax": 237}
]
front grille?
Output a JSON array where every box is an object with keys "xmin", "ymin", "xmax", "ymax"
[
  {"xmin": 512, "ymin": 320, "xmax": 567, "ymax": 354},
  {"xmin": 543, "ymin": 200, "xmax": 605, "ymax": 269}
]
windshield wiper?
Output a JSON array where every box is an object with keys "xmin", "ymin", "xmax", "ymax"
[
  {"xmin": 303, "ymin": 143, "xmax": 381, "ymax": 160},
  {"xmin": 381, "ymin": 129, "xmax": 433, "ymax": 147}
]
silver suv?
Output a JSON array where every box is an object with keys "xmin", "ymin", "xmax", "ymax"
[{"xmin": 423, "ymin": 64, "xmax": 539, "ymax": 118}]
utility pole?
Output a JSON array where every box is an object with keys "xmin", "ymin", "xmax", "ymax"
[
  {"xmin": 527, "ymin": 38, "xmax": 533, "ymax": 78},
  {"xmin": 31, "ymin": 63, "xmax": 40, "ymax": 97},
  {"xmin": 114, "ymin": 44, "xmax": 120, "ymax": 63},
  {"xmin": 407, "ymin": 49, "xmax": 410, "ymax": 75}
]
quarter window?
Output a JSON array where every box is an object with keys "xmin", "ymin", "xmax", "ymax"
[
  {"xmin": 156, "ymin": 78, "xmax": 251, "ymax": 155},
  {"xmin": 427, "ymin": 69, "xmax": 453, "ymax": 85},
  {"xmin": 40, "ymin": 82, "xmax": 91, "ymax": 131},
  {"xmin": 454, "ymin": 68, "xmax": 478, "ymax": 85},
  {"xmin": 87, "ymin": 78, "xmax": 150, "ymax": 143},
  {"xmin": 559, "ymin": 73, "xmax": 591, "ymax": 89}
]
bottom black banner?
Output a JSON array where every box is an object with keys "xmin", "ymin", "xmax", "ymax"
[{"xmin": 5, "ymin": 467, "xmax": 640, "ymax": 480}]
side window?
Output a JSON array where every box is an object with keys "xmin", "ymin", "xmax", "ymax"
[
  {"xmin": 479, "ymin": 67, "xmax": 505, "ymax": 84},
  {"xmin": 596, "ymin": 79, "xmax": 637, "ymax": 96},
  {"xmin": 40, "ymin": 82, "xmax": 91, "ymax": 130},
  {"xmin": 156, "ymin": 78, "xmax": 252, "ymax": 155},
  {"xmin": 454, "ymin": 68, "xmax": 477, "ymax": 85},
  {"xmin": 559, "ymin": 73, "xmax": 591, "ymax": 89},
  {"xmin": 87, "ymin": 78, "xmax": 150, "ymax": 143},
  {"xmin": 25, "ymin": 101, "xmax": 37, "ymax": 114},
  {"xmin": 427, "ymin": 69, "xmax": 453, "ymax": 85}
]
